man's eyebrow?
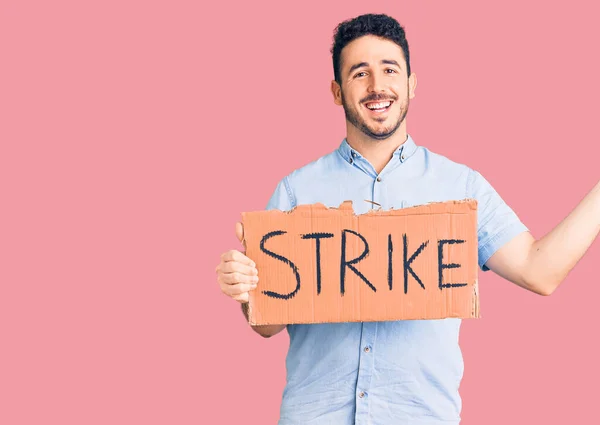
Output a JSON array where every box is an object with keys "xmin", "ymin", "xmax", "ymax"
[
  {"xmin": 382, "ymin": 59, "xmax": 401, "ymax": 67},
  {"xmin": 348, "ymin": 60, "xmax": 402, "ymax": 74},
  {"xmin": 348, "ymin": 62, "xmax": 369, "ymax": 74}
]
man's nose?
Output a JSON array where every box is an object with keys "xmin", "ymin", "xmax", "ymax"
[{"xmin": 368, "ymin": 73, "xmax": 385, "ymax": 93}]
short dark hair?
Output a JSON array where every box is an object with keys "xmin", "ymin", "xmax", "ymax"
[{"xmin": 331, "ymin": 14, "xmax": 411, "ymax": 84}]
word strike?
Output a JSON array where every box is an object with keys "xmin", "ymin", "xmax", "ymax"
[{"xmin": 259, "ymin": 229, "xmax": 467, "ymax": 300}]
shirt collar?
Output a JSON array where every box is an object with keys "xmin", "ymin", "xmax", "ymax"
[{"xmin": 338, "ymin": 134, "xmax": 418, "ymax": 164}]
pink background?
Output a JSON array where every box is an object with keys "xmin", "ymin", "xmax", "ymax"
[{"xmin": 1, "ymin": 1, "xmax": 599, "ymax": 424}]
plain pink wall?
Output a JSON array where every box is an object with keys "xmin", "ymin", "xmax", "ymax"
[{"xmin": 1, "ymin": 1, "xmax": 598, "ymax": 424}]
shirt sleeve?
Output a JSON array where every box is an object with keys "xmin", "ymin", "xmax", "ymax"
[
  {"xmin": 265, "ymin": 176, "xmax": 295, "ymax": 212},
  {"xmin": 467, "ymin": 169, "xmax": 529, "ymax": 271}
]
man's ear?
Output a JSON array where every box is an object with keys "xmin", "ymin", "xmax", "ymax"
[
  {"xmin": 331, "ymin": 80, "xmax": 343, "ymax": 106},
  {"xmin": 408, "ymin": 72, "xmax": 417, "ymax": 100}
]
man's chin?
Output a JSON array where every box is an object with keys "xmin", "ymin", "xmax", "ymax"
[{"xmin": 364, "ymin": 126, "xmax": 398, "ymax": 140}]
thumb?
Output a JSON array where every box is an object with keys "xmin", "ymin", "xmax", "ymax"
[{"xmin": 235, "ymin": 222, "xmax": 246, "ymax": 249}]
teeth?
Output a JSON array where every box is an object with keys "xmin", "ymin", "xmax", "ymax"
[{"xmin": 366, "ymin": 101, "xmax": 391, "ymax": 110}]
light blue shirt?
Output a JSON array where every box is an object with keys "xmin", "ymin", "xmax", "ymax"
[{"xmin": 265, "ymin": 134, "xmax": 528, "ymax": 425}]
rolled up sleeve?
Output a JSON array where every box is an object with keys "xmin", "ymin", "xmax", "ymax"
[{"xmin": 467, "ymin": 169, "xmax": 529, "ymax": 271}]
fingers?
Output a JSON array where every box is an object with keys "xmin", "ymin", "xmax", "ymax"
[
  {"xmin": 220, "ymin": 250, "xmax": 255, "ymax": 267},
  {"xmin": 216, "ymin": 247, "xmax": 259, "ymax": 304},
  {"xmin": 218, "ymin": 260, "xmax": 258, "ymax": 276},
  {"xmin": 218, "ymin": 271, "xmax": 259, "ymax": 286},
  {"xmin": 218, "ymin": 277, "xmax": 258, "ymax": 304},
  {"xmin": 220, "ymin": 282, "xmax": 257, "ymax": 296}
]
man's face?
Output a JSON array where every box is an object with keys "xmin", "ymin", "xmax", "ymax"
[{"xmin": 332, "ymin": 35, "xmax": 417, "ymax": 140}]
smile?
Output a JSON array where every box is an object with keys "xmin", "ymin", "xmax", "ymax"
[{"xmin": 364, "ymin": 100, "xmax": 393, "ymax": 113}]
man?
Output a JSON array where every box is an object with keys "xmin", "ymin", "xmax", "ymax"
[{"xmin": 215, "ymin": 13, "xmax": 600, "ymax": 425}]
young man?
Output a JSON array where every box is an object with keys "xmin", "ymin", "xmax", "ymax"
[{"xmin": 215, "ymin": 14, "xmax": 600, "ymax": 425}]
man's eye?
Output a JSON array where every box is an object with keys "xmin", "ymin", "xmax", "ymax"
[
  {"xmin": 385, "ymin": 69, "xmax": 397, "ymax": 74},
  {"xmin": 355, "ymin": 72, "xmax": 367, "ymax": 78}
]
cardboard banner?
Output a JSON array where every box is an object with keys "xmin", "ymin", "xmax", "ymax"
[{"xmin": 242, "ymin": 200, "xmax": 479, "ymax": 325}]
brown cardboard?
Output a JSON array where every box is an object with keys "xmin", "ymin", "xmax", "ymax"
[{"xmin": 241, "ymin": 200, "xmax": 479, "ymax": 325}]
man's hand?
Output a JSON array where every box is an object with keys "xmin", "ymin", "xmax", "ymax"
[
  {"xmin": 216, "ymin": 222, "xmax": 286, "ymax": 338},
  {"xmin": 215, "ymin": 222, "xmax": 258, "ymax": 303}
]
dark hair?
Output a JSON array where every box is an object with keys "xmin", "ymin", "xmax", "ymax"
[{"xmin": 331, "ymin": 14, "xmax": 411, "ymax": 83}]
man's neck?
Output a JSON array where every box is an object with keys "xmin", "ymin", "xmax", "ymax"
[{"xmin": 345, "ymin": 123, "xmax": 409, "ymax": 174}]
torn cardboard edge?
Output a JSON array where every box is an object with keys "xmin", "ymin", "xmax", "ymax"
[
  {"xmin": 242, "ymin": 198, "xmax": 480, "ymax": 326},
  {"xmin": 240, "ymin": 199, "xmax": 477, "ymax": 248}
]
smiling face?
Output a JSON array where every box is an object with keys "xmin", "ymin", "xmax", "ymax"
[{"xmin": 331, "ymin": 35, "xmax": 417, "ymax": 141}]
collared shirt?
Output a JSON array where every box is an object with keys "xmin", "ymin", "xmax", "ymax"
[{"xmin": 265, "ymin": 134, "xmax": 528, "ymax": 425}]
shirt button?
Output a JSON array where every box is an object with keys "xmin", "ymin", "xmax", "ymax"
[
  {"xmin": 364, "ymin": 346, "xmax": 370, "ymax": 353},
  {"xmin": 359, "ymin": 391, "xmax": 365, "ymax": 398},
  {"xmin": 401, "ymin": 154, "xmax": 405, "ymax": 160},
  {"xmin": 349, "ymin": 158, "xmax": 353, "ymax": 164},
  {"xmin": 376, "ymin": 177, "xmax": 382, "ymax": 182}
]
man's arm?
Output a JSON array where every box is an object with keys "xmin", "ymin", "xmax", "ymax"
[
  {"xmin": 485, "ymin": 180, "xmax": 600, "ymax": 295},
  {"xmin": 241, "ymin": 303, "xmax": 286, "ymax": 338}
]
